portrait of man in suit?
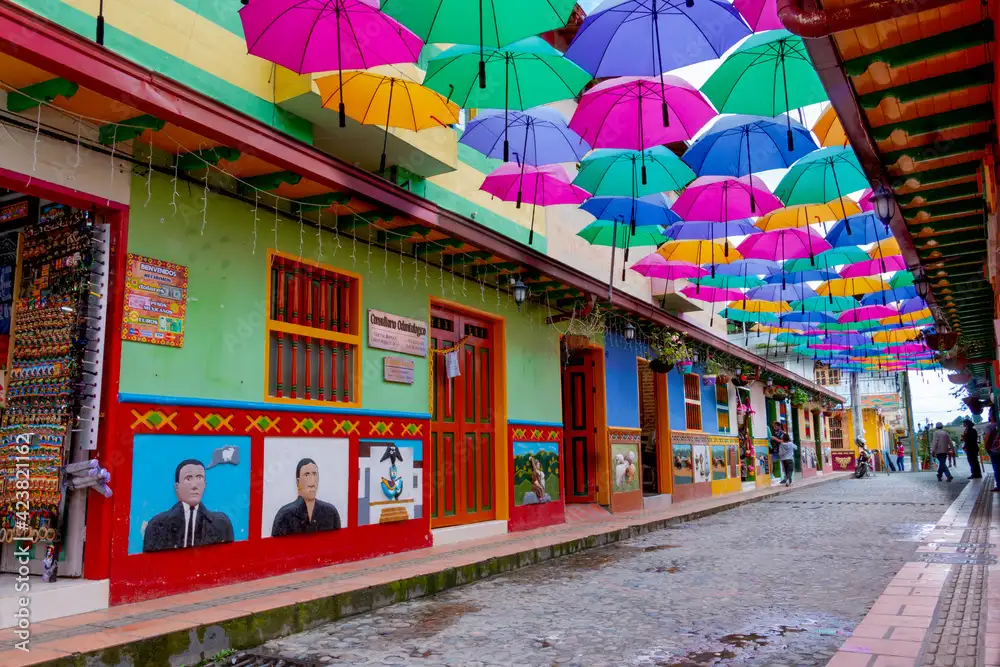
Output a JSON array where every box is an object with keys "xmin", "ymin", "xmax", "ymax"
[
  {"xmin": 270, "ymin": 458, "xmax": 342, "ymax": 537},
  {"xmin": 142, "ymin": 459, "xmax": 235, "ymax": 552}
]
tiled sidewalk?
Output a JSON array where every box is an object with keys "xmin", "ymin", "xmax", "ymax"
[
  {"xmin": 0, "ymin": 473, "xmax": 846, "ymax": 667},
  {"xmin": 827, "ymin": 477, "xmax": 997, "ymax": 667}
]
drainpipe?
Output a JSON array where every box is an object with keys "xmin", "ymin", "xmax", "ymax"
[{"xmin": 777, "ymin": 0, "xmax": 963, "ymax": 38}]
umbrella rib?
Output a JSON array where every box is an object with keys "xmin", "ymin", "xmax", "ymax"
[
  {"xmin": 489, "ymin": 0, "xmax": 502, "ymax": 51},
  {"xmin": 585, "ymin": 3, "xmax": 645, "ymax": 77},
  {"xmin": 359, "ymin": 75, "xmax": 388, "ymax": 124},
  {"xmin": 707, "ymin": 48, "xmax": 778, "ymax": 112},
  {"xmin": 402, "ymin": 79, "xmax": 419, "ymax": 131},
  {"xmin": 341, "ymin": 4, "xmax": 374, "ymax": 70}
]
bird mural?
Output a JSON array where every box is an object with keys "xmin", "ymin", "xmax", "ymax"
[{"xmin": 380, "ymin": 444, "xmax": 405, "ymax": 501}]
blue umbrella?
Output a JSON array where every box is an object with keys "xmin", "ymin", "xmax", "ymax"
[
  {"xmin": 781, "ymin": 312, "xmax": 837, "ymax": 325},
  {"xmin": 747, "ymin": 284, "xmax": 817, "ymax": 302},
  {"xmin": 763, "ymin": 269, "xmax": 839, "ymax": 284},
  {"xmin": 900, "ymin": 297, "xmax": 930, "ymax": 315},
  {"xmin": 682, "ymin": 114, "xmax": 818, "ymax": 177},
  {"xmin": 821, "ymin": 333, "xmax": 873, "ymax": 346},
  {"xmin": 580, "ymin": 193, "xmax": 682, "ymax": 234},
  {"xmin": 663, "ymin": 220, "xmax": 760, "ymax": 240},
  {"xmin": 825, "ymin": 212, "xmax": 892, "ymax": 248},
  {"xmin": 860, "ymin": 286, "xmax": 918, "ymax": 306},
  {"xmin": 460, "ymin": 107, "xmax": 591, "ymax": 165},
  {"xmin": 708, "ymin": 259, "xmax": 780, "ymax": 276}
]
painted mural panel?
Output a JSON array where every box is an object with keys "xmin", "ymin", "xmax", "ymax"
[
  {"xmin": 727, "ymin": 445, "xmax": 739, "ymax": 478},
  {"xmin": 262, "ymin": 438, "xmax": 349, "ymax": 537},
  {"xmin": 755, "ymin": 446, "xmax": 770, "ymax": 477},
  {"xmin": 129, "ymin": 435, "xmax": 250, "ymax": 555},
  {"xmin": 673, "ymin": 444, "xmax": 693, "ymax": 485},
  {"xmin": 611, "ymin": 443, "xmax": 640, "ymax": 493},
  {"xmin": 358, "ymin": 439, "xmax": 423, "ymax": 524},
  {"xmin": 711, "ymin": 445, "xmax": 727, "ymax": 481},
  {"xmin": 513, "ymin": 441, "xmax": 560, "ymax": 506},
  {"xmin": 693, "ymin": 445, "xmax": 711, "ymax": 483}
]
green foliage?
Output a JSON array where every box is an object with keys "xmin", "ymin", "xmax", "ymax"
[{"xmin": 790, "ymin": 387, "xmax": 809, "ymax": 406}]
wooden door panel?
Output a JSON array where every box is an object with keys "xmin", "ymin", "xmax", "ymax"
[{"xmin": 562, "ymin": 354, "xmax": 597, "ymax": 503}]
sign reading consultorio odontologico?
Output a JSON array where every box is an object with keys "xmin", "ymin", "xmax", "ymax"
[{"xmin": 367, "ymin": 309, "xmax": 428, "ymax": 357}]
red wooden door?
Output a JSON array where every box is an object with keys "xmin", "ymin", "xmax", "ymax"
[
  {"xmin": 430, "ymin": 308, "xmax": 496, "ymax": 527},
  {"xmin": 562, "ymin": 352, "xmax": 597, "ymax": 503}
]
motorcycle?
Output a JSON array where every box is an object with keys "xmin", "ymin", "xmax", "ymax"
[{"xmin": 855, "ymin": 446, "xmax": 873, "ymax": 479}]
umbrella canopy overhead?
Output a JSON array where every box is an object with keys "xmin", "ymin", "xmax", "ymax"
[
  {"xmin": 837, "ymin": 305, "xmax": 898, "ymax": 323},
  {"xmin": 672, "ymin": 175, "xmax": 783, "ymax": 221},
  {"xmin": 657, "ymin": 240, "xmax": 742, "ymax": 268},
  {"xmin": 790, "ymin": 296, "xmax": 859, "ymax": 312},
  {"xmin": 824, "ymin": 212, "xmax": 892, "ymax": 247},
  {"xmin": 746, "ymin": 284, "xmax": 818, "ymax": 302},
  {"xmin": 709, "ymin": 259, "xmax": 780, "ymax": 276},
  {"xmin": 873, "ymin": 328, "xmax": 922, "ymax": 343},
  {"xmin": 812, "ymin": 106, "xmax": 848, "ymax": 147},
  {"xmin": 783, "ymin": 247, "xmax": 870, "ymax": 272},
  {"xmin": 737, "ymin": 227, "xmax": 832, "ymax": 261},
  {"xmin": 631, "ymin": 256, "xmax": 709, "ymax": 280},
  {"xmin": 682, "ymin": 285, "xmax": 745, "ymax": 302},
  {"xmin": 566, "ymin": 0, "xmax": 751, "ymax": 78},
  {"xmin": 870, "ymin": 237, "xmax": 902, "ymax": 258},
  {"xmin": 818, "ymin": 277, "xmax": 889, "ymax": 296},
  {"xmin": 574, "ymin": 147, "xmax": 696, "ymax": 196},
  {"xmin": 570, "ymin": 76, "xmax": 716, "ymax": 151},
  {"xmin": 734, "ymin": 0, "xmax": 783, "ymax": 31},
  {"xmin": 577, "ymin": 221, "xmax": 666, "ymax": 248},
  {"xmin": 580, "ymin": 194, "xmax": 682, "ymax": 228},
  {"xmin": 719, "ymin": 308, "xmax": 779, "ymax": 323},
  {"xmin": 889, "ymin": 271, "xmax": 915, "ymax": 289},
  {"xmin": 663, "ymin": 220, "xmax": 760, "ymax": 241},
  {"xmin": 840, "ymin": 256, "xmax": 908, "ymax": 278},
  {"xmin": 774, "ymin": 147, "xmax": 869, "ymax": 211},
  {"xmin": 860, "ymin": 286, "xmax": 918, "ymax": 306},
  {"xmin": 900, "ymin": 297, "xmax": 930, "ymax": 315},
  {"xmin": 481, "ymin": 163, "xmax": 589, "ymax": 206},
  {"xmin": 694, "ymin": 274, "xmax": 767, "ymax": 289},
  {"xmin": 681, "ymin": 115, "xmax": 817, "ymax": 177},
  {"xmin": 754, "ymin": 198, "xmax": 861, "ymax": 231},
  {"xmin": 764, "ymin": 269, "xmax": 839, "ymax": 284},
  {"xmin": 728, "ymin": 299, "xmax": 792, "ymax": 313},
  {"xmin": 460, "ymin": 108, "xmax": 591, "ymax": 166}
]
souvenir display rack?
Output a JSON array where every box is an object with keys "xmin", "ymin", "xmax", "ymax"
[{"xmin": 0, "ymin": 205, "xmax": 101, "ymax": 543}]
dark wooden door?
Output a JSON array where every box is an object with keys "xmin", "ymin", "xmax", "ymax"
[
  {"xmin": 430, "ymin": 307, "xmax": 496, "ymax": 527},
  {"xmin": 561, "ymin": 352, "xmax": 597, "ymax": 503}
]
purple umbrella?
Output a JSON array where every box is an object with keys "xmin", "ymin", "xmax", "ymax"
[
  {"xmin": 837, "ymin": 306, "xmax": 898, "ymax": 324},
  {"xmin": 822, "ymin": 333, "xmax": 874, "ymax": 347},
  {"xmin": 569, "ymin": 76, "xmax": 716, "ymax": 152},
  {"xmin": 631, "ymin": 256, "xmax": 709, "ymax": 280},
  {"xmin": 481, "ymin": 163, "xmax": 589, "ymax": 244},
  {"xmin": 839, "ymin": 256, "xmax": 907, "ymax": 278},
  {"xmin": 807, "ymin": 343, "xmax": 852, "ymax": 351},
  {"xmin": 708, "ymin": 259, "xmax": 781, "ymax": 276},
  {"xmin": 240, "ymin": 0, "xmax": 423, "ymax": 125},
  {"xmin": 746, "ymin": 284, "xmax": 817, "ymax": 302},
  {"xmin": 737, "ymin": 229, "xmax": 832, "ymax": 284},
  {"xmin": 460, "ymin": 108, "xmax": 590, "ymax": 166},
  {"xmin": 734, "ymin": 0, "xmax": 783, "ymax": 31},
  {"xmin": 681, "ymin": 285, "xmax": 744, "ymax": 302},
  {"xmin": 899, "ymin": 297, "xmax": 930, "ymax": 315},
  {"xmin": 663, "ymin": 220, "xmax": 760, "ymax": 241}
]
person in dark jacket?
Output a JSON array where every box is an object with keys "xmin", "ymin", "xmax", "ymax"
[
  {"xmin": 142, "ymin": 459, "xmax": 234, "ymax": 552},
  {"xmin": 271, "ymin": 458, "xmax": 342, "ymax": 537},
  {"xmin": 963, "ymin": 419, "xmax": 984, "ymax": 479}
]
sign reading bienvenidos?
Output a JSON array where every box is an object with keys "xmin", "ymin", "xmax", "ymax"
[
  {"xmin": 122, "ymin": 254, "xmax": 188, "ymax": 348},
  {"xmin": 367, "ymin": 309, "xmax": 428, "ymax": 357}
]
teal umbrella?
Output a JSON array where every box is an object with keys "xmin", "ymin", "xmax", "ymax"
[
  {"xmin": 382, "ymin": 0, "xmax": 576, "ymax": 90},
  {"xmin": 425, "ymin": 38, "xmax": 591, "ymax": 161},
  {"xmin": 693, "ymin": 274, "xmax": 766, "ymax": 289},
  {"xmin": 719, "ymin": 308, "xmax": 779, "ymax": 324},
  {"xmin": 889, "ymin": 271, "xmax": 915, "ymax": 289},
  {"xmin": 776, "ymin": 333, "xmax": 822, "ymax": 345},
  {"xmin": 789, "ymin": 296, "xmax": 858, "ymax": 312},
  {"xmin": 701, "ymin": 31, "xmax": 828, "ymax": 152},
  {"xmin": 574, "ymin": 147, "xmax": 696, "ymax": 200},
  {"xmin": 784, "ymin": 246, "xmax": 869, "ymax": 272},
  {"xmin": 774, "ymin": 147, "xmax": 869, "ymax": 234}
]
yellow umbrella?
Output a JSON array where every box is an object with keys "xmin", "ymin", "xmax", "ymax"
[
  {"xmin": 752, "ymin": 324, "xmax": 797, "ymax": 333},
  {"xmin": 316, "ymin": 69, "xmax": 460, "ymax": 173},
  {"xmin": 656, "ymin": 241, "xmax": 742, "ymax": 266},
  {"xmin": 869, "ymin": 237, "xmax": 901, "ymax": 258},
  {"xmin": 817, "ymin": 277, "xmax": 888, "ymax": 296},
  {"xmin": 755, "ymin": 198, "xmax": 862, "ymax": 231},
  {"xmin": 873, "ymin": 328, "xmax": 922, "ymax": 343},
  {"xmin": 813, "ymin": 106, "xmax": 849, "ymax": 148},
  {"xmin": 880, "ymin": 308, "xmax": 932, "ymax": 325},
  {"xmin": 727, "ymin": 300, "xmax": 791, "ymax": 313}
]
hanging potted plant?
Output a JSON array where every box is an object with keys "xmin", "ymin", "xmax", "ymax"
[
  {"xmin": 649, "ymin": 329, "xmax": 690, "ymax": 374},
  {"xmin": 922, "ymin": 325, "xmax": 957, "ymax": 352},
  {"xmin": 702, "ymin": 357, "xmax": 723, "ymax": 385},
  {"xmin": 790, "ymin": 387, "xmax": 809, "ymax": 408}
]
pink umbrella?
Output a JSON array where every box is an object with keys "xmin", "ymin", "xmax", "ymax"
[
  {"xmin": 631, "ymin": 256, "xmax": 709, "ymax": 280},
  {"xmin": 481, "ymin": 164, "xmax": 590, "ymax": 245},
  {"xmin": 858, "ymin": 189, "xmax": 875, "ymax": 211},
  {"xmin": 807, "ymin": 343, "xmax": 851, "ymax": 351},
  {"xmin": 569, "ymin": 76, "xmax": 716, "ymax": 152},
  {"xmin": 737, "ymin": 228, "xmax": 831, "ymax": 264},
  {"xmin": 672, "ymin": 175, "xmax": 783, "ymax": 244},
  {"xmin": 734, "ymin": 0, "xmax": 783, "ymax": 31},
  {"xmin": 839, "ymin": 255, "xmax": 907, "ymax": 278},
  {"xmin": 240, "ymin": 0, "xmax": 423, "ymax": 123},
  {"xmin": 837, "ymin": 305, "xmax": 898, "ymax": 323},
  {"xmin": 885, "ymin": 343, "xmax": 932, "ymax": 354},
  {"xmin": 680, "ymin": 285, "xmax": 744, "ymax": 302}
]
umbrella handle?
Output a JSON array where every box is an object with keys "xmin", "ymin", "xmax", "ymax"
[
  {"xmin": 641, "ymin": 164, "xmax": 647, "ymax": 186},
  {"xmin": 662, "ymin": 102, "xmax": 669, "ymax": 128},
  {"xmin": 478, "ymin": 0, "xmax": 486, "ymax": 89},
  {"xmin": 504, "ymin": 140, "xmax": 509, "ymax": 163}
]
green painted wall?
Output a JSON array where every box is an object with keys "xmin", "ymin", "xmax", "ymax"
[{"xmin": 121, "ymin": 172, "xmax": 562, "ymax": 422}]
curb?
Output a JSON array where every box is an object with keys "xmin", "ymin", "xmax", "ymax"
[{"xmin": 37, "ymin": 473, "xmax": 848, "ymax": 667}]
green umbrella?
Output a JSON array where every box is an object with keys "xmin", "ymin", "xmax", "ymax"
[
  {"xmin": 789, "ymin": 296, "xmax": 858, "ymax": 312},
  {"xmin": 424, "ymin": 38, "xmax": 590, "ymax": 161},
  {"xmin": 776, "ymin": 333, "xmax": 821, "ymax": 345},
  {"xmin": 889, "ymin": 271, "xmax": 915, "ymax": 288},
  {"xmin": 792, "ymin": 346, "xmax": 843, "ymax": 358},
  {"xmin": 783, "ymin": 246, "xmax": 869, "ymax": 272},
  {"xmin": 382, "ymin": 0, "xmax": 576, "ymax": 90},
  {"xmin": 774, "ymin": 147, "xmax": 869, "ymax": 234},
  {"xmin": 719, "ymin": 308, "xmax": 778, "ymax": 324},
  {"xmin": 577, "ymin": 221, "xmax": 665, "ymax": 249},
  {"xmin": 574, "ymin": 147, "xmax": 696, "ymax": 200},
  {"xmin": 693, "ymin": 274, "xmax": 766, "ymax": 289},
  {"xmin": 701, "ymin": 30, "xmax": 827, "ymax": 151}
]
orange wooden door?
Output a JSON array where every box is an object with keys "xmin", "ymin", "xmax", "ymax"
[
  {"xmin": 430, "ymin": 308, "xmax": 496, "ymax": 527},
  {"xmin": 562, "ymin": 352, "xmax": 597, "ymax": 503}
]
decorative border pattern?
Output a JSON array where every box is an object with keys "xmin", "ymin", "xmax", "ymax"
[
  {"xmin": 509, "ymin": 424, "xmax": 563, "ymax": 443},
  {"xmin": 670, "ymin": 431, "xmax": 739, "ymax": 447},
  {"xmin": 609, "ymin": 427, "xmax": 640, "ymax": 445}
]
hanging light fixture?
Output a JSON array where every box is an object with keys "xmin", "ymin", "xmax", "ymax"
[
  {"xmin": 624, "ymin": 322, "xmax": 636, "ymax": 341},
  {"xmin": 512, "ymin": 279, "xmax": 528, "ymax": 310},
  {"xmin": 913, "ymin": 268, "xmax": 930, "ymax": 300},
  {"xmin": 870, "ymin": 184, "xmax": 896, "ymax": 228}
]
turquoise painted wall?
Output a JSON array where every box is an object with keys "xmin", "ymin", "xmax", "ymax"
[{"xmin": 120, "ymin": 172, "xmax": 561, "ymax": 422}]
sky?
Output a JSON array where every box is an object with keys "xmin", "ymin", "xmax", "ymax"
[{"xmin": 907, "ymin": 370, "xmax": 968, "ymax": 427}]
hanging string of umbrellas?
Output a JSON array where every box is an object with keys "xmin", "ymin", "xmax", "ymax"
[{"xmin": 237, "ymin": 0, "xmax": 941, "ymax": 374}]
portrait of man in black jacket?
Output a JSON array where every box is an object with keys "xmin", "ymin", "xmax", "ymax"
[
  {"xmin": 270, "ymin": 457, "xmax": 342, "ymax": 537},
  {"xmin": 142, "ymin": 459, "xmax": 235, "ymax": 552}
]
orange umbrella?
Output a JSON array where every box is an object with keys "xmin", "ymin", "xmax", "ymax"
[{"xmin": 813, "ymin": 106, "xmax": 848, "ymax": 147}]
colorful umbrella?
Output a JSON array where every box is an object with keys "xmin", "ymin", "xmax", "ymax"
[
  {"xmin": 873, "ymin": 328, "xmax": 922, "ymax": 343},
  {"xmin": 728, "ymin": 299, "xmax": 791, "ymax": 313},
  {"xmin": 682, "ymin": 285, "xmax": 745, "ymax": 302},
  {"xmin": 840, "ymin": 256, "xmax": 907, "ymax": 278},
  {"xmin": 812, "ymin": 105, "xmax": 849, "ymax": 148},
  {"xmin": 631, "ymin": 256, "xmax": 709, "ymax": 280},
  {"xmin": 764, "ymin": 269, "xmax": 839, "ymax": 284},
  {"xmin": 790, "ymin": 296, "xmax": 858, "ymax": 312},
  {"xmin": 681, "ymin": 115, "xmax": 817, "ymax": 178},
  {"xmin": 889, "ymin": 271, "xmax": 915, "ymax": 289},
  {"xmin": 883, "ymin": 342, "xmax": 932, "ymax": 354},
  {"xmin": 817, "ymin": 277, "xmax": 889, "ymax": 297},
  {"xmin": 806, "ymin": 343, "xmax": 851, "ymax": 351},
  {"xmin": 316, "ymin": 70, "xmax": 459, "ymax": 173},
  {"xmin": 580, "ymin": 194, "xmax": 682, "ymax": 232},
  {"xmin": 774, "ymin": 148, "xmax": 869, "ymax": 233},
  {"xmin": 899, "ymin": 297, "xmax": 930, "ymax": 315},
  {"xmin": 381, "ymin": 0, "xmax": 576, "ymax": 89},
  {"xmin": 701, "ymin": 31, "xmax": 827, "ymax": 150},
  {"xmin": 720, "ymin": 308, "xmax": 779, "ymax": 324},
  {"xmin": 838, "ymin": 306, "xmax": 898, "ymax": 323},
  {"xmin": 784, "ymin": 247, "xmax": 870, "ymax": 272},
  {"xmin": 754, "ymin": 198, "xmax": 862, "ymax": 231},
  {"xmin": 481, "ymin": 163, "xmax": 589, "ymax": 243},
  {"xmin": 710, "ymin": 259, "xmax": 780, "ymax": 277},
  {"xmin": 570, "ymin": 76, "xmax": 716, "ymax": 153},
  {"xmin": 824, "ymin": 212, "xmax": 892, "ymax": 247},
  {"xmin": 860, "ymin": 286, "xmax": 918, "ymax": 306},
  {"xmin": 737, "ymin": 228, "xmax": 832, "ymax": 267},
  {"xmin": 776, "ymin": 333, "xmax": 822, "ymax": 345},
  {"xmin": 870, "ymin": 237, "xmax": 901, "ymax": 258},
  {"xmin": 460, "ymin": 108, "xmax": 590, "ymax": 166},
  {"xmin": 747, "ymin": 284, "xmax": 817, "ymax": 302},
  {"xmin": 566, "ymin": 0, "xmax": 751, "ymax": 78},
  {"xmin": 673, "ymin": 175, "xmax": 783, "ymax": 221},
  {"xmin": 694, "ymin": 274, "xmax": 766, "ymax": 289},
  {"xmin": 658, "ymin": 240, "xmax": 741, "ymax": 276},
  {"xmin": 663, "ymin": 220, "xmax": 760, "ymax": 241},
  {"xmin": 577, "ymin": 223, "xmax": 666, "ymax": 269},
  {"xmin": 881, "ymin": 311, "xmax": 933, "ymax": 326},
  {"xmin": 780, "ymin": 312, "xmax": 836, "ymax": 326},
  {"xmin": 425, "ymin": 38, "xmax": 591, "ymax": 160},
  {"xmin": 574, "ymin": 147, "xmax": 696, "ymax": 198},
  {"xmin": 734, "ymin": 0, "xmax": 782, "ymax": 31},
  {"xmin": 858, "ymin": 189, "xmax": 876, "ymax": 212}
]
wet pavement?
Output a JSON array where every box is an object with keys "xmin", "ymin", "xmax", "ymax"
[{"xmin": 254, "ymin": 472, "xmax": 967, "ymax": 667}]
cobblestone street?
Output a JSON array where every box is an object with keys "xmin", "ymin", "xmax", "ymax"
[{"xmin": 257, "ymin": 473, "xmax": 968, "ymax": 667}]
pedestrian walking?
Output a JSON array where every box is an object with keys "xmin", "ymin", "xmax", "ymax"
[
  {"xmin": 947, "ymin": 440, "xmax": 957, "ymax": 468},
  {"xmin": 779, "ymin": 433, "xmax": 797, "ymax": 487},
  {"xmin": 769, "ymin": 420, "xmax": 785, "ymax": 483},
  {"xmin": 931, "ymin": 422, "xmax": 954, "ymax": 482},
  {"xmin": 962, "ymin": 418, "xmax": 983, "ymax": 479},
  {"xmin": 896, "ymin": 442, "xmax": 905, "ymax": 472},
  {"xmin": 984, "ymin": 409, "xmax": 1000, "ymax": 491}
]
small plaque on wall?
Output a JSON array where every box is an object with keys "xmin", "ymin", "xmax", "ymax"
[
  {"xmin": 368, "ymin": 309, "xmax": 428, "ymax": 357},
  {"xmin": 384, "ymin": 357, "xmax": 415, "ymax": 384}
]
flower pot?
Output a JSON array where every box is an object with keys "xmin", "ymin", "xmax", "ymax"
[
  {"xmin": 677, "ymin": 361, "xmax": 694, "ymax": 375},
  {"xmin": 702, "ymin": 375, "xmax": 717, "ymax": 386},
  {"xmin": 649, "ymin": 358, "xmax": 675, "ymax": 374},
  {"xmin": 717, "ymin": 374, "xmax": 731, "ymax": 385},
  {"xmin": 564, "ymin": 334, "xmax": 591, "ymax": 351},
  {"xmin": 923, "ymin": 328, "xmax": 957, "ymax": 352}
]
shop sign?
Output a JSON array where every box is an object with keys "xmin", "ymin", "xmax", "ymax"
[
  {"xmin": 367, "ymin": 309, "xmax": 427, "ymax": 357},
  {"xmin": 384, "ymin": 357, "xmax": 415, "ymax": 384},
  {"xmin": 0, "ymin": 197, "xmax": 37, "ymax": 227},
  {"xmin": 831, "ymin": 450, "xmax": 856, "ymax": 471},
  {"xmin": 122, "ymin": 254, "xmax": 188, "ymax": 348}
]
